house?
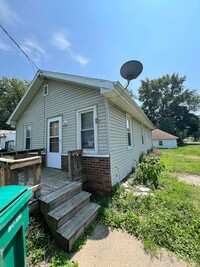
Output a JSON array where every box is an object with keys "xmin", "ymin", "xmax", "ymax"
[
  {"xmin": 0, "ymin": 130, "xmax": 16, "ymax": 151},
  {"xmin": 8, "ymin": 70, "xmax": 154, "ymax": 194},
  {"xmin": 152, "ymin": 129, "xmax": 178, "ymax": 149}
]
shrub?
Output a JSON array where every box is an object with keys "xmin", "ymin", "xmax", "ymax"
[{"xmin": 132, "ymin": 155, "xmax": 165, "ymax": 189}]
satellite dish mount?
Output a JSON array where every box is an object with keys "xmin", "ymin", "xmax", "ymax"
[{"xmin": 120, "ymin": 60, "xmax": 143, "ymax": 88}]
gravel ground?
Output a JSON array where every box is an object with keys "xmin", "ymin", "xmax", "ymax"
[{"xmin": 71, "ymin": 224, "xmax": 190, "ymax": 267}]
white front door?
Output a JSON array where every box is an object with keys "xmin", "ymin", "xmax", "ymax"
[{"xmin": 47, "ymin": 116, "xmax": 62, "ymax": 169}]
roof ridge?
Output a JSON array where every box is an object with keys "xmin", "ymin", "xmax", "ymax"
[{"xmin": 39, "ymin": 69, "xmax": 116, "ymax": 84}]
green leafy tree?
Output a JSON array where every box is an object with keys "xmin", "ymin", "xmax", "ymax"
[
  {"xmin": 187, "ymin": 114, "xmax": 200, "ymax": 140},
  {"xmin": 0, "ymin": 77, "xmax": 29, "ymax": 129},
  {"xmin": 138, "ymin": 74, "xmax": 200, "ymax": 141}
]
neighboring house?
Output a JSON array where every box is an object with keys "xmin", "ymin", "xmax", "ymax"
[
  {"xmin": 8, "ymin": 70, "xmax": 154, "ymax": 193},
  {"xmin": 152, "ymin": 129, "xmax": 178, "ymax": 149},
  {"xmin": 0, "ymin": 130, "xmax": 16, "ymax": 151}
]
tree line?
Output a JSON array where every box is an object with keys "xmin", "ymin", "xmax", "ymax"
[{"xmin": 138, "ymin": 73, "xmax": 200, "ymax": 142}]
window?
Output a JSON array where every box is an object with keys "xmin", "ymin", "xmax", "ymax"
[
  {"xmin": 159, "ymin": 140, "xmax": 163, "ymax": 146},
  {"xmin": 43, "ymin": 84, "xmax": 48, "ymax": 96},
  {"xmin": 24, "ymin": 124, "xmax": 31, "ymax": 149},
  {"xmin": 77, "ymin": 106, "xmax": 97, "ymax": 152},
  {"xmin": 141, "ymin": 124, "xmax": 144, "ymax": 145},
  {"xmin": 126, "ymin": 114, "xmax": 132, "ymax": 148}
]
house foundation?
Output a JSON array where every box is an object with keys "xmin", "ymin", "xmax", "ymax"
[{"xmin": 61, "ymin": 155, "xmax": 111, "ymax": 195}]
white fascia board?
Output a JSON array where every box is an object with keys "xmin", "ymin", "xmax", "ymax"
[
  {"xmin": 7, "ymin": 71, "xmax": 43, "ymax": 125},
  {"xmin": 40, "ymin": 70, "xmax": 115, "ymax": 90},
  {"xmin": 7, "ymin": 70, "xmax": 115, "ymax": 125}
]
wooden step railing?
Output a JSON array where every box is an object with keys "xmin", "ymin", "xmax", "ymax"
[
  {"xmin": 68, "ymin": 149, "xmax": 83, "ymax": 180},
  {"xmin": 0, "ymin": 156, "xmax": 42, "ymax": 198}
]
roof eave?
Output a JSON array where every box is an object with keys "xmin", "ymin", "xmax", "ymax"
[
  {"xmin": 102, "ymin": 82, "xmax": 155, "ymax": 129},
  {"xmin": 39, "ymin": 70, "xmax": 115, "ymax": 90},
  {"xmin": 7, "ymin": 70, "xmax": 43, "ymax": 125}
]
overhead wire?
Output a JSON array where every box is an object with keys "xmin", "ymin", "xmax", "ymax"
[{"xmin": 0, "ymin": 24, "xmax": 40, "ymax": 73}]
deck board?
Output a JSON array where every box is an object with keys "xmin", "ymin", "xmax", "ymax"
[{"xmin": 19, "ymin": 167, "xmax": 71, "ymax": 196}]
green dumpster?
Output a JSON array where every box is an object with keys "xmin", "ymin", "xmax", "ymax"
[{"xmin": 0, "ymin": 186, "xmax": 32, "ymax": 267}]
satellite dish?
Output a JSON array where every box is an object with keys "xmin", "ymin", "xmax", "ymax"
[{"xmin": 120, "ymin": 60, "xmax": 143, "ymax": 82}]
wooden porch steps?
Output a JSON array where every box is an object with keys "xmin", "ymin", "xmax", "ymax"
[{"xmin": 39, "ymin": 181, "xmax": 100, "ymax": 252}]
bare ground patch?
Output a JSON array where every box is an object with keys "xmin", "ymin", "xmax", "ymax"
[{"xmin": 174, "ymin": 173, "xmax": 200, "ymax": 187}]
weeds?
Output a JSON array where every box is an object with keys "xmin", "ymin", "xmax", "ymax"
[
  {"xmin": 50, "ymin": 251, "xmax": 78, "ymax": 267},
  {"xmin": 93, "ymin": 149, "xmax": 200, "ymax": 266},
  {"xmin": 71, "ymin": 222, "xmax": 97, "ymax": 252},
  {"xmin": 131, "ymin": 154, "xmax": 165, "ymax": 189},
  {"xmin": 26, "ymin": 213, "xmax": 79, "ymax": 266}
]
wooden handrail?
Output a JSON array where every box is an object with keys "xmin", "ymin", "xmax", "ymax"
[
  {"xmin": 0, "ymin": 148, "xmax": 45, "ymax": 158},
  {"xmin": 0, "ymin": 156, "xmax": 42, "ymax": 198}
]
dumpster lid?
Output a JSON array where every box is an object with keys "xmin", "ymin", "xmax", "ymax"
[{"xmin": 0, "ymin": 186, "xmax": 28, "ymax": 214}]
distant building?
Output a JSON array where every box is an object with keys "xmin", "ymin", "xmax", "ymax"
[
  {"xmin": 0, "ymin": 130, "xmax": 16, "ymax": 151},
  {"xmin": 152, "ymin": 129, "xmax": 178, "ymax": 149}
]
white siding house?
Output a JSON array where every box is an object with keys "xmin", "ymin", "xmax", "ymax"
[
  {"xmin": 0, "ymin": 130, "xmax": 16, "ymax": 151},
  {"xmin": 8, "ymin": 70, "xmax": 154, "ymax": 193},
  {"xmin": 152, "ymin": 129, "xmax": 178, "ymax": 149}
]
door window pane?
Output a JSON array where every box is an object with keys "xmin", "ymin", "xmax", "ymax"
[
  {"xmin": 50, "ymin": 137, "xmax": 59, "ymax": 152},
  {"xmin": 50, "ymin": 121, "xmax": 59, "ymax": 137}
]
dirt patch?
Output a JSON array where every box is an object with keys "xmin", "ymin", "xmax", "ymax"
[
  {"xmin": 176, "ymin": 155, "xmax": 200, "ymax": 160},
  {"xmin": 71, "ymin": 224, "xmax": 190, "ymax": 267},
  {"xmin": 175, "ymin": 173, "xmax": 200, "ymax": 187}
]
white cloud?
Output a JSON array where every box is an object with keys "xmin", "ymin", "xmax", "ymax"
[
  {"xmin": 0, "ymin": 0, "xmax": 21, "ymax": 25},
  {"xmin": 52, "ymin": 32, "xmax": 89, "ymax": 66},
  {"xmin": 52, "ymin": 33, "xmax": 70, "ymax": 50},
  {"xmin": 73, "ymin": 54, "xmax": 89, "ymax": 66},
  {"xmin": 0, "ymin": 40, "xmax": 10, "ymax": 51},
  {"xmin": 21, "ymin": 39, "xmax": 46, "ymax": 63}
]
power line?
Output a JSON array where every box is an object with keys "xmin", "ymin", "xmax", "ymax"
[{"xmin": 0, "ymin": 24, "xmax": 39, "ymax": 72}]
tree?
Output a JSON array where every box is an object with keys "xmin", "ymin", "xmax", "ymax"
[
  {"xmin": 0, "ymin": 77, "xmax": 29, "ymax": 129},
  {"xmin": 187, "ymin": 114, "xmax": 200, "ymax": 141},
  {"xmin": 138, "ymin": 74, "xmax": 200, "ymax": 141}
]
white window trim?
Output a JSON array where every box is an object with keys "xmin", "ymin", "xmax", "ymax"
[
  {"xmin": 126, "ymin": 113, "xmax": 133, "ymax": 149},
  {"xmin": 24, "ymin": 123, "xmax": 32, "ymax": 150},
  {"xmin": 76, "ymin": 105, "xmax": 98, "ymax": 154}
]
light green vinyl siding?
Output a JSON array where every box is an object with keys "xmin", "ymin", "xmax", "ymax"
[
  {"xmin": 108, "ymin": 102, "xmax": 153, "ymax": 186},
  {"xmin": 16, "ymin": 80, "xmax": 108, "ymax": 154}
]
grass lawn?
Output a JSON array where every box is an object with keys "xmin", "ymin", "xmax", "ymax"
[
  {"xmin": 26, "ymin": 145, "xmax": 200, "ymax": 266},
  {"xmin": 94, "ymin": 145, "xmax": 200, "ymax": 266},
  {"xmin": 158, "ymin": 145, "xmax": 200, "ymax": 175}
]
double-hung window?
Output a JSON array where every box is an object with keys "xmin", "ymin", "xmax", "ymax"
[
  {"xmin": 126, "ymin": 114, "xmax": 133, "ymax": 148},
  {"xmin": 77, "ymin": 106, "xmax": 97, "ymax": 153},
  {"xmin": 141, "ymin": 124, "xmax": 144, "ymax": 145},
  {"xmin": 24, "ymin": 124, "xmax": 31, "ymax": 149}
]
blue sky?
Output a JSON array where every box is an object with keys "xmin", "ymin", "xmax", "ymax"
[{"xmin": 0, "ymin": 0, "xmax": 200, "ymax": 100}]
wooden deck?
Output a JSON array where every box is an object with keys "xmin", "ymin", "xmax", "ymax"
[{"xmin": 19, "ymin": 167, "xmax": 71, "ymax": 197}]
